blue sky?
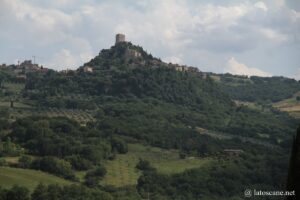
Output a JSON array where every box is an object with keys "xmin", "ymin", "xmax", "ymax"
[{"xmin": 0, "ymin": 0, "xmax": 299, "ymax": 79}]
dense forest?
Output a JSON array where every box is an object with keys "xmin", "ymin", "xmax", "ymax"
[
  {"xmin": 23, "ymin": 59, "xmax": 299, "ymax": 144},
  {"xmin": 24, "ymin": 43, "xmax": 298, "ymax": 143},
  {"xmin": 219, "ymin": 74, "xmax": 300, "ymax": 103},
  {"xmin": 137, "ymin": 148, "xmax": 288, "ymax": 200}
]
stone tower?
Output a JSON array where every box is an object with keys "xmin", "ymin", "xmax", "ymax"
[{"xmin": 115, "ymin": 33, "xmax": 125, "ymax": 44}]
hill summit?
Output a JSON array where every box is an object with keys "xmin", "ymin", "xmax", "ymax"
[{"xmin": 81, "ymin": 34, "xmax": 199, "ymax": 73}]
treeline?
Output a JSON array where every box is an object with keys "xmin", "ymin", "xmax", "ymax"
[
  {"xmin": 23, "ymin": 69, "xmax": 299, "ymax": 144},
  {"xmin": 25, "ymin": 67, "xmax": 233, "ymax": 113},
  {"xmin": 220, "ymin": 74, "xmax": 300, "ymax": 102},
  {"xmin": 136, "ymin": 148, "xmax": 289, "ymax": 200},
  {"xmin": 0, "ymin": 116, "xmax": 128, "ymax": 180},
  {"xmin": 95, "ymin": 99, "xmax": 297, "ymax": 148},
  {"xmin": 0, "ymin": 184, "xmax": 113, "ymax": 200}
]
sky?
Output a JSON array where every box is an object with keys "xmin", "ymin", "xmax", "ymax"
[{"xmin": 0, "ymin": 0, "xmax": 299, "ymax": 79}]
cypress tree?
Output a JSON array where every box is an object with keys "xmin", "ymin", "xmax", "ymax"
[{"xmin": 286, "ymin": 127, "xmax": 300, "ymax": 199}]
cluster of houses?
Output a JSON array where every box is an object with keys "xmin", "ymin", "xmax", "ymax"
[
  {"xmin": 172, "ymin": 64, "xmax": 199, "ymax": 73},
  {"xmin": 18, "ymin": 60, "xmax": 48, "ymax": 73},
  {"xmin": 60, "ymin": 66, "xmax": 93, "ymax": 74},
  {"xmin": 0, "ymin": 60, "xmax": 49, "ymax": 81}
]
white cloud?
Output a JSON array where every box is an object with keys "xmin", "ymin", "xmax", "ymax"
[
  {"xmin": 1, "ymin": 0, "xmax": 80, "ymax": 31},
  {"xmin": 225, "ymin": 57, "xmax": 272, "ymax": 77},
  {"xmin": 261, "ymin": 0, "xmax": 285, "ymax": 10},
  {"xmin": 46, "ymin": 37, "xmax": 93, "ymax": 70},
  {"xmin": 0, "ymin": 0, "xmax": 299, "ymax": 78},
  {"xmin": 47, "ymin": 49, "xmax": 93, "ymax": 70},
  {"xmin": 259, "ymin": 28, "xmax": 289, "ymax": 44},
  {"xmin": 48, "ymin": 49, "xmax": 77, "ymax": 70},
  {"xmin": 164, "ymin": 56, "xmax": 182, "ymax": 64},
  {"xmin": 293, "ymin": 68, "xmax": 300, "ymax": 80},
  {"xmin": 254, "ymin": 2, "xmax": 268, "ymax": 12}
]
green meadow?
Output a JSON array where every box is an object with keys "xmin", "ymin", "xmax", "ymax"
[
  {"xmin": 0, "ymin": 167, "xmax": 72, "ymax": 191},
  {"xmin": 101, "ymin": 143, "xmax": 212, "ymax": 187}
]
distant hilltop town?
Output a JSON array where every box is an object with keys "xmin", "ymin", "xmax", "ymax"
[
  {"xmin": 79, "ymin": 33, "xmax": 200, "ymax": 74},
  {"xmin": 1, "ymin": 34, "xmax": 201, "ymax": 75},
  {"xmin": 115, "ymin": 33, "xmax": 199, "ymax": 72},
  {"xmin": 0, "ymin": 59, "xmax": 49, "ymax": 81}
]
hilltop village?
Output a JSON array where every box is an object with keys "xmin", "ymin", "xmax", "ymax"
[
  {"xmin": 0, "ymin": 34, "xmax": 202, "ymax": 78},
  {"xmin": 0, "ymin": 60, "xmax": 49, "ymax": 81},
  {"xmin": 73, "ymin": 33, "xmax": 201, "ymax": 74}
]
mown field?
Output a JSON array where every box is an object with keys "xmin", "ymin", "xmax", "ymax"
[
  {"xmin": 273, "ymin": 92, "xmax": 300, "ymax": 118},
  {"xmin": 101, "ymin": 143, "xmax": 212, "ymax": 187},
  {"xmin": 0, "ymin": 167, "xmax": 72, "ymax": 191}
]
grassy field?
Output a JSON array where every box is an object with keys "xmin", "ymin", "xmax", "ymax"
[
  {"xmin": 0, "ymin": 167, "xmax": 72, "ymax": 191},
  {"xmin": 101, "ymin": 143, "xmax": 212, "ymax": 187},
  {"xmin": 273, "ymin": 92, "xmax": 300, "ymax": 118}
]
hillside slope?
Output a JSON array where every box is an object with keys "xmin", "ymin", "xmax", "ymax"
[
  {"xmin": 20, "ymin": 42, "xmax": 299, "ymax": 146},
  {"xmin": 0, "ymin": 167, "xmax": 72, "ymax": 191}
]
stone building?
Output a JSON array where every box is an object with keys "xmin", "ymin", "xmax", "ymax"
[
  {"xmin": 83, "ymin": 66, "xmax": 93, "ymax": 73},
  {"xmin": 115, "ymin": 33, "xmax": 126, "ymax": 44},
  {"xmin": 174, "ymin": 64, "xmax": 183, "ymax": 71},
  {"xmin": 174, "ymin": 65, "xmax": 188, "ymax": 72},
  {"xmin": 19, "ymin": 60, "xmax": 40, "ymax": 71},
  {"xmin": 188, "ymin": 67, "xmax": 199, "ymax": 73},
  {"xmin": 126, "ymin": 49, "xmax": 141, "ymax": 58}
]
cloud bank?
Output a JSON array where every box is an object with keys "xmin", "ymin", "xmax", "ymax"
[
  {"xmin": 0, "ymin": 0, "xmax": 299, "ymax": 77},
  {"xmin": 226, "ymin": 57, "xmax": 272, "ymax": 77}
]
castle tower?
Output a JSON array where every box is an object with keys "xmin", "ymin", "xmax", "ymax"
[{"xmin": 115, "ymin": 33, "xmax": 125, "ymax": 44}]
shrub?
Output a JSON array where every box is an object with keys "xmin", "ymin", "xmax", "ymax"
[
  {"xmin": 84, "ymin": 165, "xmax": 107, "ymax": 187},
  {"xmin": 31, "ymin": 157, "xmax": 76, "ymax": 180},
  {"xmin": 0, "ymin": 158, "xmax": 7, "ymax": 166},
  {"xmin": 18, "ymin": 155, "xmax": 32, "ymax": 169},
  {"xmin": 65, "ymin": 155, "xmax": 93, "ymax": 171},
  {"xmin": 111, "ymin": 138, "xmax": 128, "ymax": 154},
  {"xmin": 136, "ymin": 159, "xmax": 155, "ymax": 171}
]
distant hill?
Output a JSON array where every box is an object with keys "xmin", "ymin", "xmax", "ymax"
[
  {"xmin": 17, "ymin": 42, "xmax": 298, "ymax": 148},
  {"xmin": 218, "ymin": 73, "xmax": 300, "ymax": 103}
]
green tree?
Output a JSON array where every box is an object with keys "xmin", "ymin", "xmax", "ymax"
[
  {"xmin": 31, "ymin": 183, "xmax": 48, "ymax": 200},
  {"xmin": 18, "ymin": 155, "xmax": 32, "ymax": 168},
  {"xmin": 31, "ymin": 157, "xmax": 75, "ymax": 180},
  {"xmin": 5, "ymin": 185, "xmax": 30, "ymax": 200},
  {"xmin": 286, "ymin": 127, "xmax": 300, "ymax": 199},
  {"xmin": 136, "ymin": 159, "xmax": 155, "ymax": 171},
  {"xmin": 84, "ymin": 165, "xmax": 107, "ymax": 187},
  {"xmin": 111, "ymin": 137, "xmax": 128, "ymax": 154}
]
